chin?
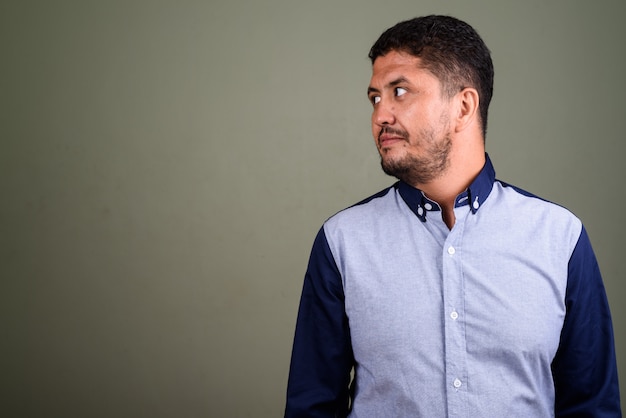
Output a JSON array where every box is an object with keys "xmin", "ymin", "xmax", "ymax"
[
  {"xmin": 380, "ymin": 156, "xmax": 412, "ymax": 179},
  {"xmin": 380, "ymin": 150, "xmax": 406, "ymax": 166}
]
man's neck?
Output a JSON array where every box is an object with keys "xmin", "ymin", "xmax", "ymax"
[{"xmin": 417, "ymin": 150, "xmax": 486, "ymax": 229}]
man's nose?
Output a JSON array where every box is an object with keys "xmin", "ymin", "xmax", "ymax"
[{"xmin": 372, "ymin": 100, "xmax": 396, "ymax": 126}]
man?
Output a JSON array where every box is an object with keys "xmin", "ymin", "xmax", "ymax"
[{"xmin": 285, "ymin": 15, "xmax": 621, "ymax": 417}]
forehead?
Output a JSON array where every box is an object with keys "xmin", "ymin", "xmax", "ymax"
[{"xmin": 370, "ymin": 50, "xmax": 439, "ymax": 88}]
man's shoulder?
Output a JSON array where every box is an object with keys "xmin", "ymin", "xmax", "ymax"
[
  {"xmin": 349, "ymin": 184, "xmax": 398, "ymax": 209},
  {"xmin": 496, "ymin": 179, "xmax": 577, "ymax": 215},
  {"xmin": 324, "ymin": 184, "xmax": 398, "ymax": 228},
  {"xmin": 493, "ymin": 179, "xmax": 583, "ymax": 239}
]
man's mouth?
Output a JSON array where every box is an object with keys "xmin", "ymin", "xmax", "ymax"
[{"xmin": 378, "ymin": 127, "xmax": 407, "ymax": 148}]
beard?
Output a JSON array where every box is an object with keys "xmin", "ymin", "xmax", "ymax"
[{"xmin": 379, "ymin": 129, "xmax": 452, "ymax": 186}]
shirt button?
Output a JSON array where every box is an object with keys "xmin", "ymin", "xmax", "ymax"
[
  {"xmin": 424, "ymin": 203, "xmax": 433, "ymax": 210},
  {"xmin": 450, "ymin": 311, "xmax": 459, "ymax": 320},
  {"xmin": 447, "ymin": 246, "xmax": 455, "ymax": 255},
  {"xmin": 453, "ymin": 379, "xmax": 462, "ymax": 388}
]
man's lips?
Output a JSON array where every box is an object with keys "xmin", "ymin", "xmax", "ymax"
[
  {"xmin": 378, "ymin": 126, "xmax": 408, "ymax": 148},
  {"xmin": 378, "ymin": 133, "xmax": 406, "ymax": 148}
]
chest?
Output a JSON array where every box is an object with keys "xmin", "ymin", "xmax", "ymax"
[{"xmin": 339, "ymin": 217, "xmax": 568, "ymax": 365}]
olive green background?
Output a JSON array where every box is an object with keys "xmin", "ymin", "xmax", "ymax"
[{"xmin": 2, "ymin": 1, "xmax": 624, "ymax": 416}]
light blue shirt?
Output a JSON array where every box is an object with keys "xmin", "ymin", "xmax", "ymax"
[{"xmin": 286, "ymin": 156, "xmax": 620, "ymax": 417}]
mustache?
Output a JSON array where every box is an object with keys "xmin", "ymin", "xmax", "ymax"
[{"xmin": 378, "ymin": 126, "xmax": 409, "ymax": 142}]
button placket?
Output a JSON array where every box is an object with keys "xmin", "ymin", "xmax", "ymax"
[{"xmin": 441, "ymin": 216, "xmax": 469, "ymax": 415}]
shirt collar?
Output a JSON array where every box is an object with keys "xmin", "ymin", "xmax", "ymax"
[{"xmin": 396, "ymin": 153, "xmax": 496, "ymax": 222}]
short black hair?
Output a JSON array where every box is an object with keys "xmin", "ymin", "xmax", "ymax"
[{"xmin": 369, "ymin": 15, "xmax": 494, "ymax": 138}]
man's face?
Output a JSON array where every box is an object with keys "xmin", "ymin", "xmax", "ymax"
[{"xmin": 368, "ymin": 50, "xmax": 453, "ymax": 186}]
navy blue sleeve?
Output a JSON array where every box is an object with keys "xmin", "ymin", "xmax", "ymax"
[
  {"xmin": 552, "ymin": 226, "xmax": 621, "ymax": 417},
  {"xmin": 285, "ymin": 227, "xmax": 354, "ymax": 418}
]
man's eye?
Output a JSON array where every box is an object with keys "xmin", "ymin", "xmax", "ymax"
[
  {"xmin": 371, "ymin": 96, "xmax": 381, "ymax": 104},
  {"xmin": 395, "ymin": 87, "xmax": 407, "ymax": 97}
]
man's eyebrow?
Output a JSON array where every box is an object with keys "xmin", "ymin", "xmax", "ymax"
[
  {"xmin": 367, "ymin": 76, "xmax": 410, "ymax": 95},
  {"xmin": 388, "ymin": 76, "xmax": 409, "ymax": 87},
  {"xmin": 367, "ymin": 86, "xmax": 380, "ymax": 96}
]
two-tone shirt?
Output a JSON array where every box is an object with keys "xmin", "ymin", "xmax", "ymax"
[{"xmin": 285, "ymin": 155, "xmax": 620, "ymax": 417}]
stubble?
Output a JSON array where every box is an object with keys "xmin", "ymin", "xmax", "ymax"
[{"xmin": 380, "ymin": 129, "xmax": 452, "ymax": 186}]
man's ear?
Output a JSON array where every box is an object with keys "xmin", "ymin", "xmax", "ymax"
[{"xmin": 454, "ymin": 87, "xmax": 479, "ymax": 133}]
